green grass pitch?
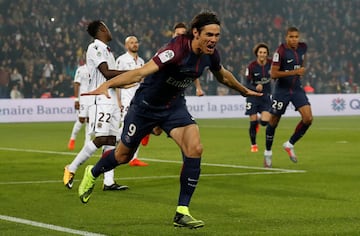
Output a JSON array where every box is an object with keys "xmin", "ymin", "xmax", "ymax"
[{"xmin": 0, "ymin": 116, "xmax": 359, "ymax": 235}]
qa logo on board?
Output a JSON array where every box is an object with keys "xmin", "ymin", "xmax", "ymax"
[{"xmin": 331, "ymin": 97, "xmax": 346, "ymax": 112}]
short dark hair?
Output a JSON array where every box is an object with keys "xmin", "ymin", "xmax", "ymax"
[
  {"xmin": 87, "ymin": 20, "xmax": 103, "ymax": 38},
  {"xmin": 287, "ymin": 26, "xmax": 299, "ymax": 34},
  {"xmin": 253, "ymin": 43, "xmax": 269, "ymax": 56},
  {"xmin": 188, "ymin": 11, "xmax": 220, "ymax": 38},
  {"xmin": 173, "ymin": 22, "xmax": 187, "ymax": 31}
]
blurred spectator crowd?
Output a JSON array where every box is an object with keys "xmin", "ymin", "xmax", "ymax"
[{"xmin": 0, "ymin": 0, "xmax": 359, "ymax": 98}]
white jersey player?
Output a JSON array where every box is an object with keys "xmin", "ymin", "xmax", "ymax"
[
  {"xmin": 115, "ymin": 36, "xmax": 148, "ymax": 167},
  {"xmin": 64, "ymin": 20, "xmax": 128, "ymax": 191},
  {"xmin": 67, "ymin": 63, "xmax": 92, "ymax": 150}
]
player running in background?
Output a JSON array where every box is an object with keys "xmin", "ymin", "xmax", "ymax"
[
  {"xmin": 244, "ymin": 43, "xmax": 272, "ymax": 153},
  {"xmin": 67, "ymin": 57, "xmax": 92, "ymax": 150},
  {"xmin": 115, "ymin": 35, "xmax": 149, "ymax": 167},
  {"xmin": 63, "ymin": 20, "xmax": 129, "ymax": 191},
  {"xmin": 78, "ymin": 12, "xmax": 262, "ymax": 229},
  {"xmin": 264, "ymin": 27, "xmax": 312, "ymax": 168}
]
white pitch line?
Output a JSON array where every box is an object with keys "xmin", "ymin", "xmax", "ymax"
[
  {"xmin": 0, "ymin": 147, "xmax": 306, "ymax": 186},
  {"xmin": 0, "ymin": 147, "xmax": 305, "ymax": 173},
  {"xmin": 140, "ymin": 157, "xmax": 305, "ymax": 172},
  {"xmin": 0, "ymin": 147, "xmax": 306, "ymax": 234},
  {"xmin": 200, "ymin": 171, "xmax": 305, "ymax": 177},
  {"xmin": 0, "ymin": 147, "xmax": 74, "ymax": 156},
  {"xmin": 0, "ymin": 170, "xmax": 305, "ymax": 186},
  {"xmin": 0, "ymin": 215, "xmax": 106, "ymax": 236}
]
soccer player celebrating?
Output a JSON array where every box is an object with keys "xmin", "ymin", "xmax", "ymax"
[
  {"xmin": 172, "ymin": 22, "xmax": 204, "ymax": 96},
  {"xmin": 79, "ymin": 11, "xmax": 262, "ymax": 229},
  {"xmin": 264, "ymin": 27, "xmax": 312, "ymax": 168}
]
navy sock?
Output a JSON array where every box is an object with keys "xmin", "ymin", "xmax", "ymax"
[
  {"xmin": 289, "ymin": 121, "xmax": 311, "ymax": 144},
  {"xmin": 249, "ymin": 120, "xmax": 258, "ymax": 145},
  {"xmin": 265, "ymin": 124, "xmax": 276, "ymax": 150},
  {"xmin": 178, "ymin": 156, "xmax": 201, "ymax": 206},
  {"xmin": 91, "ymin": 149, "xmax": 119, "ymax": 178}
]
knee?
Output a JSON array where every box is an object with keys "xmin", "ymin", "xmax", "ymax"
[
  {"xmin": 269, "ymin": 115, "xmax": 280, "ymax": 128},
  {"xmin": 195, "ymin": 143, "xmax": 203, "ymax": 156},
  {"xmin": 190, "ymin": 143, "xmax": 203, "ymax": 157},
  {"xmin": 183, "ymin": 142, "xmax": 203, "ymax": 157},
  {"xmin": 303, "ymin": 116, "xmax": 313, "ymax": 126},
  {"xmin": 114, "ymin": 142, "xmax": 135, "ymax": 164},
  {"xmin": 268, "ymin": 121, "xmax": 278, "ymax": 129},
  {"xmin": 115, "ymin": 152, "xmax": 132, "ymax": 164},
  {"xmin": 93, "ymin": 136, "xmax": 116, "ymax": 148}
]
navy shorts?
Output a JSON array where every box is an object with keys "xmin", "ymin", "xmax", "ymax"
[
  {"xmin": 270, "ymin": 87, "xmax": 310, "ymax": 116},
  {"xmin": 245, "ymin": 94, "xmax": 271, "ymax": 115},
  {"xmin": 121, "ymin": 101, "xmax": 196, "ymax": 148}
]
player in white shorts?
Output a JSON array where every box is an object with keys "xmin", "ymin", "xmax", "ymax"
[
  {"xmin": 115, "ymin": 36, "xmax": 149, "ymax": 167},
  {"xmin": 67, "ymin": 61, "xmax": 92, "ymax": 150},
  {"xmin": 63, "ymin": 20, "xmax": 128, "ymax": 191}
]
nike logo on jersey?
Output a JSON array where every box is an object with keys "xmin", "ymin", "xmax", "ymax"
[
  {"xmin": 254, "ymin": 73, "xmax": 260, "ymax": 76},
  {"xmin": 287, "ymin": 59, "xmax": 294, "ymax": 63}
]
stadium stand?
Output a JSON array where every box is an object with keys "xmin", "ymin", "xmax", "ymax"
[{"xmin": 0, "ymin": 0, "xmax": 359, "ymax": 98}]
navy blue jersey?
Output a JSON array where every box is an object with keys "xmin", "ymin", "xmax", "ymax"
[
  {"xmin": 245, "ymin": 58, "xmax": 272, "ymax": 94},
  {"xmin": 132, "ymin": 35, "xmax": 221, "ymax": 109},
  {"xmin": 244, "ymin": 58, "xmax": 272, "ymax": 115},
  {"xmin": 121, "ymin": 35, "xmax": 222, "ymax": 148},
  {"xmin": 270, "ymin": 42, "xmax": 310, "ymax": 115},
  {"xmin": 272, "ymin": 42, "xmax": 307, "ymax": 90}
]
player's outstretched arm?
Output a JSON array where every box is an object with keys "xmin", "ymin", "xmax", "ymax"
[
  {"xmin": 82, "ymin": 60, "xmax": 159, "ymax": 98},
  {"xmin": 212, "ymin": 66, "xmax": 263, "ymax": 97},
  {"xmin": 81, "ymin": 82, "xmax": 110, "ymax": 97}
]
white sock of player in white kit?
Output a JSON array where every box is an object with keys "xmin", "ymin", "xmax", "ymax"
[
  {"xmin": 70, "ymin": 120, "xmax": 83, "ymax": 140},
  {"xmin": 68, "ymin": 141, "xmax": 98, "ymax": 173},
  {"xmin": 84, "ymin": 122, "xmax": 91, "ymax": 144},
  {"xmin": 103, "ymin": 145, "xmax": 116, "ymax": 186}
]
